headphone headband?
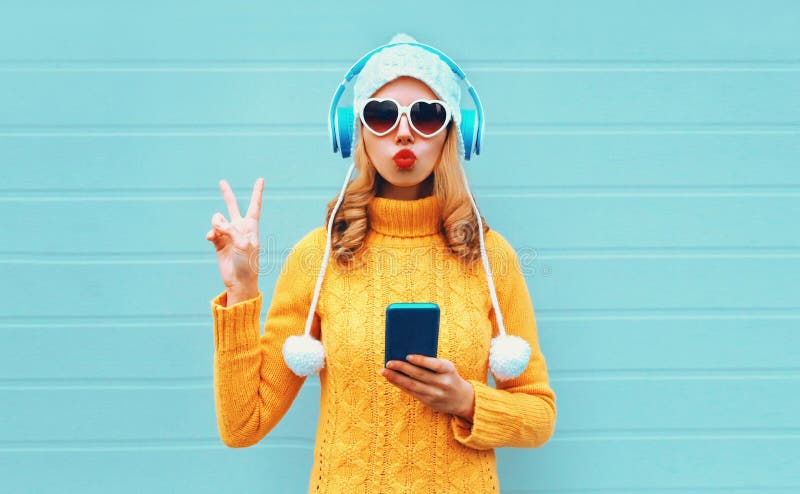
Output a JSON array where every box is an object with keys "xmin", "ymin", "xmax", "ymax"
[
  {"xmin": 344, "ymin": 42, "xmax": 467, "ymax": 82},
  {"xmin": 328, "ymin": 40, "xmax": 484, "ymax": 160}
]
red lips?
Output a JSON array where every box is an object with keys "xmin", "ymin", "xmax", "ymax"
[{"xmin": 393, "ymin": 149, "xmax": 417, "ymax": 169}]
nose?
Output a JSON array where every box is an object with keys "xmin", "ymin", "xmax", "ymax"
[{"xmin": 394, "ymin": 114, "xmax": 414, "ymax": 145}]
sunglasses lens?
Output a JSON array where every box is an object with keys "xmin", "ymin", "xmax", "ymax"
[
  {"xmin": 410, "ymin": 101, "xmax": 447, "ymax": 135},
  {"xmin": 362, "ymin": 100, "xmax": 398, "ymax": 134}
]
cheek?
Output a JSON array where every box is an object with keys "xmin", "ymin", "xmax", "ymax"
[
  {"xmin": 361, "ymin": 136, "xmax": 380, "ymax": 163},
  {"xmin": 361, "ymin": 133, "xmax": 373, "ymax": 152},
  {"xmin": 421, "ymin": 136, "xmax": 447, "ymax": 160},
  {"xmin": 363, "ymin": 135, "xmax": 388, "ymax": 158}
]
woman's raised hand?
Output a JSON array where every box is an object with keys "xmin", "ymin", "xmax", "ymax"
[{"xmin": 206, "ymin": 178, "xmax": 264, "ymax": 303}]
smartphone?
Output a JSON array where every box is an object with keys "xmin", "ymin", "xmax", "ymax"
[{"xmin": 385, "ymin": 302, "xmax": 440, "ymax": 370}]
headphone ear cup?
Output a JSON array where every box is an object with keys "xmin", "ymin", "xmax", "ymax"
[
  {"xmin": 475, "ymin": 111, "xmax": 483, "ymax": 156},
  {"xmin": 459, "ymin": 108, "xmax": 477, "ymax": 160},
  {"xmin": 335, "ymin": 107, "xmax": 355, "ymax": 158}
]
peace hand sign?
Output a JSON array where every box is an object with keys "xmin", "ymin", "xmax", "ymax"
[{"xmin": 206, "ymin": 178, "xmax": 264, "ymax": 302}]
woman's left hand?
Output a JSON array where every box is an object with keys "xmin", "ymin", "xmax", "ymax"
[{"xmin": 380, "ymin": 354, "xmax": 475, "ymax": 423}]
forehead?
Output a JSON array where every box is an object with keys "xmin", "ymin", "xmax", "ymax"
[{"xmin": 370, "ymin": 76, "xmax": 438, "ymax": 103}]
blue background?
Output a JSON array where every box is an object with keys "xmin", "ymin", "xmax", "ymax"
[{"xmin": 1, "ymin": 1, "xmax": 798, "ymax": 492}]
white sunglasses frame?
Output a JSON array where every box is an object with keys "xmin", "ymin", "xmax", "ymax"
[{"xmin": 358, "ymin": 97, "xmax": 452, "ymax": 138}]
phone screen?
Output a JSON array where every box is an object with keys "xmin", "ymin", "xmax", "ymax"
[{"xmin": 385, "ymin": 302, "xmax": 440, "ymax": 368}]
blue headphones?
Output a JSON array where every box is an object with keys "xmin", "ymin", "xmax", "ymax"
[{"xmin": 328, "ymin": 41, "xmax": 485, "ymax": 161}]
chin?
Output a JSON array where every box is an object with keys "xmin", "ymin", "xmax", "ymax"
[{"xmin": 383, "ymin": 178, "xmax": 421, "ymax": 188}]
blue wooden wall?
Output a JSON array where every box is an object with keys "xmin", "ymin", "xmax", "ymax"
[{"xmin": 1, "ymin": 1, "xmax": 798, "ymax": 492}]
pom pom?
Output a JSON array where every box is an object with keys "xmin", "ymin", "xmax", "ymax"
[
  {"xmin": 282, "ymin": 334, "xmax": 325, "ymax": 376},
  {"xmin": 389, "ymin": 33, "xmax": 417, "ymax": 44},
  {"xmin": 489, "ymin": 334, "xmax": 532, "ymax": 381}
]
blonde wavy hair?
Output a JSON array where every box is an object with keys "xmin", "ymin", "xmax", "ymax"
[{"xmin": 324, "ymin": 121, "xmax": 490, "ymax": 269}]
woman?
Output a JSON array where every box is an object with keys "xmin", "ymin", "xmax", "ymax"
[{"xmin": 205, "ymin": 33, "xmax": 556, "ymax": 493}]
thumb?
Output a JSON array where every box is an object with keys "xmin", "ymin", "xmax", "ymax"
[
  {"xmin": 206, "ymin": 223, "xmax": 231, "ymax": 251},
  {"xmin": 210, "ymin": 212, "xmax": 233, "ymax": 238}
]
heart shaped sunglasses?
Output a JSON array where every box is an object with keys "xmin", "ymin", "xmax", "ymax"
[{"xmin": 358, "ymin": 98, "xmax": 452, "ymax": 138}]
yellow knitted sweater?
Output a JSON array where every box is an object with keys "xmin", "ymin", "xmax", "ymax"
[{"xmin": 210, "ymin": 194, "xmax": 557, "ymax": 493}]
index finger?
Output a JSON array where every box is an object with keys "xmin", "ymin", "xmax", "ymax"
[
  {"xmin": 245, "ymin": 178, "xmax": 264, "ymax": 220},
  {"xmin": 218, "ymin": 179, "xmax": 242, "ymax": 221},
  {"xmin": 406, "ymin": 355, "xmax": 447, "ymax": 373}
]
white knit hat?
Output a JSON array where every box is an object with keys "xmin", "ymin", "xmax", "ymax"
[
  {"xmin": 351, "ymin": 33, "xmax": 465, "ymax": 158},
  {"xmin": 281, "ymin": 33, "xmax": 532, "ymax": 383}
]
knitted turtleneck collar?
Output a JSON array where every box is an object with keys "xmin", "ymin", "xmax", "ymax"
[{"xmin": 367, "ymin": 194, "xmax": 442, "ymax": 238}]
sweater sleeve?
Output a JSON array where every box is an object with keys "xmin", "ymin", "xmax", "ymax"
[
  {"xmin": 450, "ymin": 230, "xmax": 557, "ymax": 450},
  {"xmin": 210, "ymin": 227, "xmax": 325, "ymax": 448}
]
